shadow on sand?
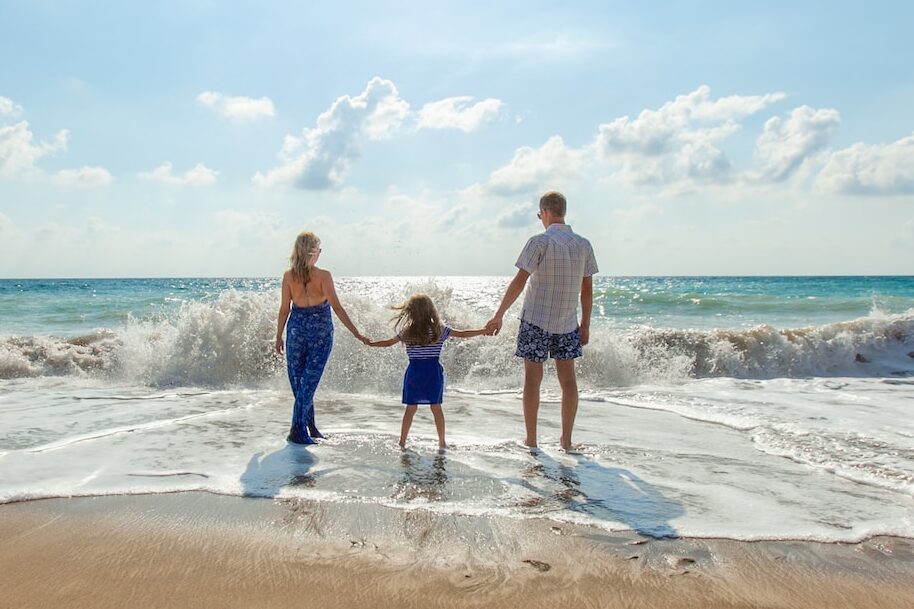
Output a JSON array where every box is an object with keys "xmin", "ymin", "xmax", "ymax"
[
  {"xmin": 513, "ymin": 450, "xmax": 683, "ymax": 539},
  {"xmin": 240, "ymin": 445, "xmax": 318, "ymax": 498}
]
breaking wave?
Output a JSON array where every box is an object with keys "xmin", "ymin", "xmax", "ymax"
[{"xmin": 1, "ymin": 288, "xmax": 912, "ymax": 388}]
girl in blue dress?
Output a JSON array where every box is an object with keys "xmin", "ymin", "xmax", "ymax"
[{"xmin": 367, "ymin": 294, "xmax": 487, "ymax": 450}]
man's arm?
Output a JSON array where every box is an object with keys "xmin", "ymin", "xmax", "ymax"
[
  {"xmin": 485, "ymin": 269, "xmax": 530, "ymax": 335},
  {"xmin": 580, "ymin": 275, "xmax": 593, "ymax": 346}
]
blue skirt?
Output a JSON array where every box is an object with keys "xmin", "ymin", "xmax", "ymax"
[{"xmin": 402, "ymin": 359, "xmax": 444, "ymax": 405}]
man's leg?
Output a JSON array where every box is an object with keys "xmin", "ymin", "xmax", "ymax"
[
  {"xmin": 523, "ymin": 359, "xmax": 544, "ymax": 447},
  {"xmin": 555, "ymin": 358, "xmax": 578, "ymax": 450}
]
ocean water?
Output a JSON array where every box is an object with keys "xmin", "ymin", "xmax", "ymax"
[{"xmin": 1, "ymin": 276, "xmax": 913, "ymax": 541}]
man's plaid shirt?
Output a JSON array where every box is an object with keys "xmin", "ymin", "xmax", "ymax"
[{"xmin": 515, "ymin": 223, "xmax": 598, "ymax": 334}]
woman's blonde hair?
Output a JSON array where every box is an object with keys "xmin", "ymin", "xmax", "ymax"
[
  {"xmin": 392, "ymin": 294, "xmax": 443, "ymax": 346},
  {"xmin": 289, "ymin": 231, "xmax": 321, "ymax": 287}
]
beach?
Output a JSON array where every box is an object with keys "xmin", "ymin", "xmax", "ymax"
[
  {"xmin": 2, "ymin": 276, "xmax": 914, "ymax": 607},
  {"xmin": 4, "ymin": 493, "xmax": 914, "ymax": 609}
]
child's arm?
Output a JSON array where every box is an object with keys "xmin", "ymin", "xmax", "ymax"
[
  {"xmin": 367, "ymin": 336, "xmax": 401, "ymax": 348},
  {"xmin": 450, "ymin": 328, "xmax": 488, "ymax": 338}
]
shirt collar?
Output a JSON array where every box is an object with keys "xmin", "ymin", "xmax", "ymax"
[{"xmin": 546, "ymin": 223, "xmax": 572, "ymax": 232}]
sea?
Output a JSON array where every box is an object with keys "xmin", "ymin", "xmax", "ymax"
[{"xmin": 1, "ymin": 276, "xmax": 913, "ymax": 542}]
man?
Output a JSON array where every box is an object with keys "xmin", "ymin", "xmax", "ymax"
[{"xmin": 486, "ymin": 191, "xmax": 598, "ymax": 450}]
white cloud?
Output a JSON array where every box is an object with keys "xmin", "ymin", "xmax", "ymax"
[
  {"xmin": 54, "ymin": 166, "xmax": 113, "ymax": 187},
  {"xmin": 0, "ymin": 96, "xmax": 24, "ymax": 118},
  {"xmin": 0, "ymin": 99, "xmax": 111, "ymax": 185},
  {"xmin": 383, "ymin": 193, "xmax": 437, "ymax": 215},
  {"xmin": 486, "ymin": 135, "xmax": 584, "ymax": 195},
  {"xmin": 597, "ymin": 86, "xmax": 783, "ymax": 157},
  {"xmin": 138, "ymin": 161, "xmax": 218, "ymax": 186},
  {"xmin": 253, "ymin": 77, "xmax": 410, "ymax": 189},
  {"xmin": 595, "ymin": 85, "xmax": 785, "ymax": 184},
  {"xmin": 197, "ymin": 91, "xmax": 275, "ymax": 121},
  {"xmin": 418, "ymin": 96, "xmax": 503, "ymax": 132},
  {"xmin": 754, "ymin": 105, "xmax": 840, "ymax": 181},
  {"xmin": 815, "ymin": 132, "xmax": 914, "ymax": 195},
  {"xmin": 0, "ymin": 121, "xmax": 68, "ymax": 179},
  {"xmin": 496, "ymin": 202, "xmax": 537, "ymax": 229},
  {"xmin": 213, "ymin": 209, "xmax": 281, "ymax": 237},
  {"xmin": 489, "ymin": 34, "xmax": 613, "ymax": 58},
  {"xmin": 0, "ymin": 211, "xmax": 17, "ymax": 237}
]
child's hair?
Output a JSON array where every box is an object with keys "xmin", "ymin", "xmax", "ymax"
[
  {"xmin": 392, "ymin": 294, "xmax": 443, "ymax": 346},
  {"xmin": 289, "ymin": 231, "xmax": 321, "ymax": 287}
]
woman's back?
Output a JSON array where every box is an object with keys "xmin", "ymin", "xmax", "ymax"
[{"xmin": 286, "ymin": 268, "xmax": 328, "ymax": 307}]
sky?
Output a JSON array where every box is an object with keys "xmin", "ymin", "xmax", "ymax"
[{"xmin": 1, "ymin": 0, "xmax": 913, "ymax": 278}]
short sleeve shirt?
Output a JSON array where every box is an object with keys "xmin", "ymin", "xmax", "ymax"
[{"xmin": 515, "ymin": 224, "xmax": 598, "ymax": 334}]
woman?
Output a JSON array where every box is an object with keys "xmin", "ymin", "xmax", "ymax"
[{"xmin": 275, "ymin": 231, "xmax": 366, "ymax": 444}]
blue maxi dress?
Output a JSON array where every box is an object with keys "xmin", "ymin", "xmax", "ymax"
[{"xmin": 285, "ymin": 301, "xmax": 333, "ymax": 444}]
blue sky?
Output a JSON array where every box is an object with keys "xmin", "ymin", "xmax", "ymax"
[{"xmin": 1, "ymin": 0, "xmax": 913, "ymax": 277}]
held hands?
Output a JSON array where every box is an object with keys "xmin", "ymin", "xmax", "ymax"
[{"xmin": 485, "ymin": 315, "xmax": 503, "ymax": 336}]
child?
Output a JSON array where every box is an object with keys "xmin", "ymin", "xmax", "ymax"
[{"xmin": 367, "ymin": 294, "xmax": 487, "ymax": 450}]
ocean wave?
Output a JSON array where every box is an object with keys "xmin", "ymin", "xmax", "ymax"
[{"xmin": 1, "ymin": 288, "xmax": 912, "ymax": 387}]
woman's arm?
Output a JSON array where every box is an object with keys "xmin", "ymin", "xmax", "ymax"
[
  {"xmin": 275, "ymin": 273, "xmax": 292, "ymax": 354},
  {"xmin": 367, "ymin": 336, "xmax": 401, "ymax": 348},
  {"xmin": 450, "ymin": 328, "xmax": 487, "ymax": 338},
  {"xmin": 323, "ymin": 270, "xmax": 367, "ymax": 343}
]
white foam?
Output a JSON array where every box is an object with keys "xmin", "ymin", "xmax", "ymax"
[{"xmin": 2, "ymin": 378, "xmax": 914, "ymax": 542}]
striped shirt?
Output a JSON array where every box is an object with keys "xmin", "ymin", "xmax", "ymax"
[
  {"xmin": 516, "ymin": 224, "xmax": 598, "ymax": 334},
  {"xmin": 401, "ymin": 326, "xmax": 452, "ymax": 360}
]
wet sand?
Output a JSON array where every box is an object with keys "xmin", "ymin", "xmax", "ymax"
[{"xmin": 2, "ymin": 492, "xmax": 914, "ymax": 609}]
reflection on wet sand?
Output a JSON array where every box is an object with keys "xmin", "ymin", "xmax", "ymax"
[{"xmin": 392, "ymin": 451, "xmax": 448, "ymax": 502}]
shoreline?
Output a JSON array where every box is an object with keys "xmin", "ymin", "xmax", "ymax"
[
  {"xmin": 3, "ymin": 491, "xmax": 914, "ymax": 547},
  {"xmin": 3, "ymin": 492, "xmax": 914, "ymax": 609}
]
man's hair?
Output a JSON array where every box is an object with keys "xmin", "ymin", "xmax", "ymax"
[{"xmin": 539, "ymin": 191, "xmax": 566, "ymax": 217}]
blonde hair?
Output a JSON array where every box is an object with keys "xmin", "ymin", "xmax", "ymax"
[
  {"xmin": 289, "ymin": 231, "xmax": 321, "ymax": 287},
  {"xmin": 540, "ymin": 191, "xmax": 567, "ymax": 217},
  {"xmin": 392, "ymin": 294, "xmax": 443, "ymax": 346}
]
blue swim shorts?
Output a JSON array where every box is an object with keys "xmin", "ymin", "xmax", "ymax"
[{"xmin": 515, "ymin": 320, "xmax": 582, "ymax": 363}]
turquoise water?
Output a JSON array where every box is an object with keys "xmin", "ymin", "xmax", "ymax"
[{"xmin": 2, "ymin": 276, "xmax": 912, "ymax": 337}]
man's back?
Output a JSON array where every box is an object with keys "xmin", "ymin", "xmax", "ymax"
[{"xmin": 516, "ymin": 223, "xmax": 598, "ymax": 334}]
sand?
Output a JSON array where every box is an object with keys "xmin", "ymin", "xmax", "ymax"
[{"xmin": 2, "ymin": 492, "xmax": 914, "ymax": 609}]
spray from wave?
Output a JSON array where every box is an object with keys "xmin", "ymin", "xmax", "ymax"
[{"xmin": 1, "ymin": 287, "xmax": 912, "ymax": 388}]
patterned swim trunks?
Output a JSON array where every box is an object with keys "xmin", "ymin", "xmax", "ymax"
[{"xmin": 515, "ymin": 320, "xmax": 582, "ymax": 362}]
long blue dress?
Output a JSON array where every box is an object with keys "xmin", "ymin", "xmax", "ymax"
[{"xmin": 285, "ymin": 301, "xmax": 333, "ymax": 444}]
